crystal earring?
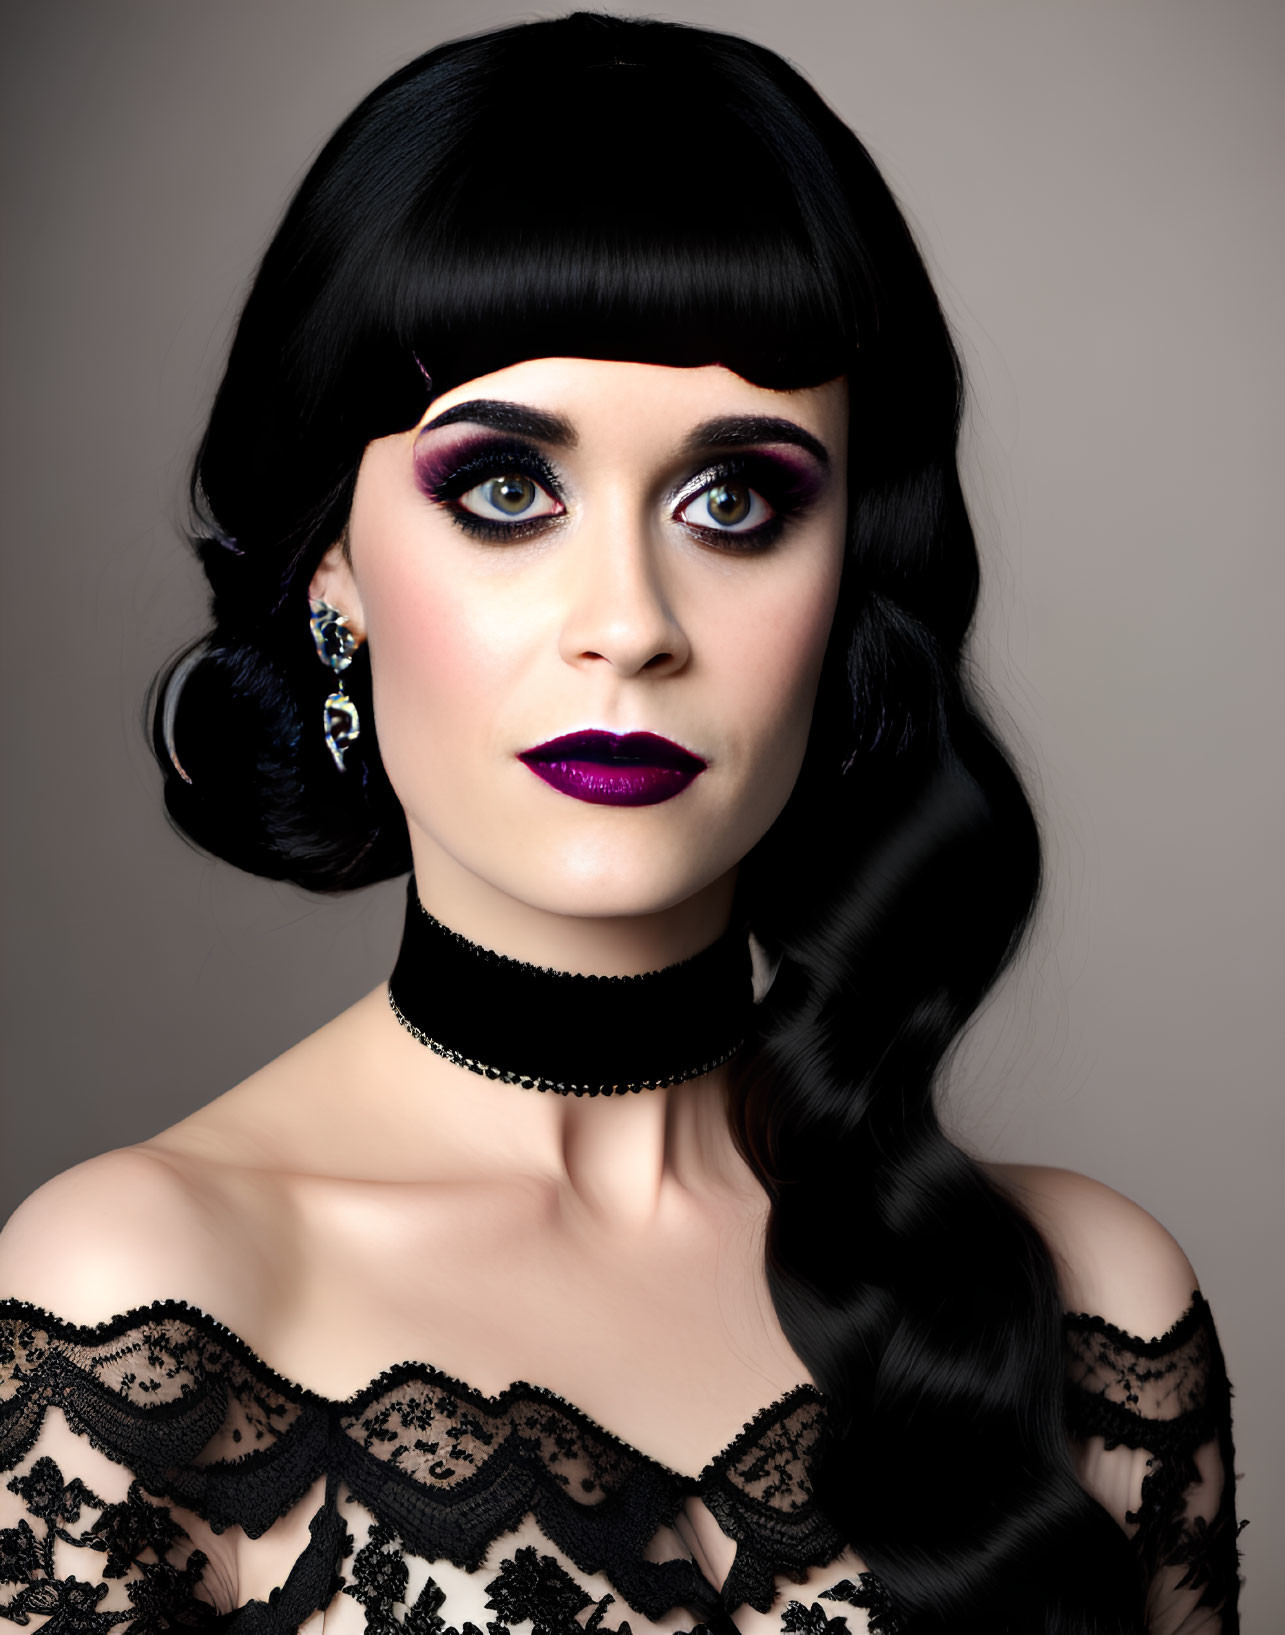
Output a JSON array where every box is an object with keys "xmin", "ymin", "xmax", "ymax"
[{"xmin": 308, "ymin": 597, "xmax": 361, "ymax": 772}]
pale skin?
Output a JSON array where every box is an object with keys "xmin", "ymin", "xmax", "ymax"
[
  {"xmin": 296, "ymin": 357, "xmax": 851, "ymax": 1231},
  {"xmin": 0, "ymin": 358, "xmax": 1205, "ymax": 1622}
]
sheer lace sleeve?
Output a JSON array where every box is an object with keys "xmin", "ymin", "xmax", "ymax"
[
  {"xmin": 1064, "ymin": 1291, "xmax": 1246, "ymax": 1634},
  {"xmin": 0, "ymin": 1306, "xmax": 238, "ymax": 1628}
]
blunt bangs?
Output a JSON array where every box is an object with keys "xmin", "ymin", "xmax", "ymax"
[
  {"xmin": 295, "ymin": 20, "xmax": 864, "ymax": 442},
  {"xmin": 200, "ymin": 13, "xmax": 903, "ymax": 557},
  {"xmin": 389, "ymin": 56, "xmax": 856, "ymax": 398}
]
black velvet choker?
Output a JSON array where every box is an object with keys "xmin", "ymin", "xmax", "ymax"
[{"xmin": 386, "ymin": 874, "xmax": 756, "ymax": 1096}]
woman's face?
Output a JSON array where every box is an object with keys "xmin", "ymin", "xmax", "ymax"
[{"xmin": 312, "ymin": 357, "xmax": 847, "ymax": 934}]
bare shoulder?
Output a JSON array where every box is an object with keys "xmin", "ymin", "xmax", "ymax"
[
  {"xmin": 0, "ymin": 985, "xmax": 391, "ymax": 1315},
  {"xmin": 0, "ymin": 1143, "xmax": 259, "ymax": 1329},
  {"xmin": 986, "ymin": 1161, "xmax": 1201, "ymax": 1340}
]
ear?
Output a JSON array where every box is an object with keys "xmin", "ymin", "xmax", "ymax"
[{"xmin": 307, "ymin": 532, "xmax": 367, "ymax": 644}]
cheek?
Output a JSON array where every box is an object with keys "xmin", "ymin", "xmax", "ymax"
[
  {"xmin": 376, "ymin": 582, "xmax": 464, "ymax": 703},
  {"xmin": 724, "ymin": 561, "xmax": 842, "ymax": 758},
  {"xmin": 362, "ymin": 565, "xmax": 513, "ymax": 780},
  {"xmin": 348, "ymin": 442, "xmax": 525, "ymax": 774}
]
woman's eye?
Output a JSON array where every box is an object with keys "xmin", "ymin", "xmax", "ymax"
[
  {"xmin": 457, "ymin": 472, "xmax": 561, "ymax": 524},
  {"xmin": 677, "ymin": 478, "xmax": 773, "ymax": 535}
]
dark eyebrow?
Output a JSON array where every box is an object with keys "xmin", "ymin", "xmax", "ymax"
[
  {"xmin": 679, "ymin": 415, "xmax": 831, "ymax": 468},
  {"xmin": 418, "ymin": 399, "xmax": 578, "ymax": 446},
  {"xmin": 417, "ymin": 401, "xmax": 830, "ymax": 468}
]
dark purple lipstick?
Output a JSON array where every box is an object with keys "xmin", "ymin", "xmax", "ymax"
[{"xmin": 518, "ymin": 730, "xmax": 707, "ymax": 807}]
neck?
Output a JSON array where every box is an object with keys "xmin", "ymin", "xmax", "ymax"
[{"xmin": 367, "ymin": 843, "xmax": 763, "ymax": 1232}]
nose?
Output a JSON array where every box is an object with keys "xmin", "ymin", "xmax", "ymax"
[{"xmin": 556, "ymin": 505, "xmax": 690, "ymax": 678}]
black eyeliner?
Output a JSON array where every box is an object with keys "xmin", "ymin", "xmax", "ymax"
[
  {"xmin": 412, "ymin": 435, "xmax": 824, "ymax": 549},
  {"xmin": 673, "ymin": 451, "xmax": 825, "ymax": 551},
  {"xmin": 412, "ymin": 435, "xmax": 568, "ymax": 541},
  {"xmin": 414, "ymin": 436, "xmax": 563, "ymax": 501}
]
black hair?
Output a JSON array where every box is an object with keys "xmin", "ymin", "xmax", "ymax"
[{"xmin": 147, "ymin": 13, "xmax": 1145, "ymax": 1630}]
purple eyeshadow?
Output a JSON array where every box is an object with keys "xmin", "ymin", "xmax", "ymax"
[
  {"xmin": 411, "ymin": 431, "xmax": 545, "ymax": 498},
  {"xmin": 735, "ymin": 447, "xmax": 827, "ymax": 505},
  {"xmin": 409, "ymin": 424, "xmax": 830, "ymax": 552}
]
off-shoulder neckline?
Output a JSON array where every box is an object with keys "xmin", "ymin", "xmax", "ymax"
[
  {"xmin": 1, "ymin": 1289, "xmax": 1211, "ymax": 1486},
  {"xmin": 1062, "ymin": 1288, "xmax": 1208, "ymax": 1352},
  {"xmin": 0, "ymin": 1293, "xmax": 826, "ymax": 1490}
]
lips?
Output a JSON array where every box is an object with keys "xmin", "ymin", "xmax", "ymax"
[{"xmin": 517, "ymin": 730, "xmax": 707, "ymax": 807}]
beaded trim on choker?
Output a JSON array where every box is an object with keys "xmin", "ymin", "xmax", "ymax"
[
  {"xmin": 386, "ymin": 986, "xmax": 746, "ymax": 1096},
  {"xmin": 386, "ymin": 874, "xmax": 756, "ymax": 1097}
]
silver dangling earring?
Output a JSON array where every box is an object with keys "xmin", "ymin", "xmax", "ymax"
[{"xmin": 308, "ymin": 598, "xmax": 361, "ymax": 772}]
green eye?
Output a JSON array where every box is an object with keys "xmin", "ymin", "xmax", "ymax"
[
  {"xmin": 487, "ymin": 475, "xmax": 538, "ymax": 515},
  {"xmin": 458, "ymin": 472, "xmax": 560, "ymax": 524},
  {"xmin": 705, "ymin": 482, "xmax": 752, "ymax": 525},
  {"xmin": 678, "ymin": 477, "xmax": 771, "ymax": 535}
]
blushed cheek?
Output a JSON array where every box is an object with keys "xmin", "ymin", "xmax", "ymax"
[
  {"xmin": 350, "ymin": 442, "xmax": 505, "ymax": 779},
  {"xmin": 754, "ymin": 576, "xmax": 842, "ymax": 748},
  {"xmin": 364, "ymin": 574, "xmax": 494, "ymax": 794}
]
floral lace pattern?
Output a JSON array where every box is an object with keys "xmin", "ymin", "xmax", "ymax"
[
  {"xmin": 1063, "ymin": 1293, "xmax": 1247, "ymax": 1631},
  {"xmin": 0, "ymin": 1294, "xmax": 1244, "ymax": 1632},
  {"xmin": 0, "ymin": 1299, "xmax": 858, "ymax": 1634},
  {"xmin": 0, "ymin": 1452, "xmax": 219, "ymax": 1630}
]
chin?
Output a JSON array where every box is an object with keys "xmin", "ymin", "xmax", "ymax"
[
  {"xmin": 516, "ymin": 862, "xmax": 728, "ymax": 923},
  {"xmin": 466, "ymin": 832, "xmax": 734, "ymax": 922}
]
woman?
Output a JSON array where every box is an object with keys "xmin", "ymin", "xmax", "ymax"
[{"xmin": 0, "ymin": 12, "xmax": 1243, "ymax": 1633}]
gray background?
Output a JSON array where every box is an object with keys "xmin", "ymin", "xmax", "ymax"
[{"xmin": 3, "ymin": 1, "xmax": 1280, "ymax": 1621}]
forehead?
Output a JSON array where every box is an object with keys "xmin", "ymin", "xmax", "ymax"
[{"xmin": 413, "ymin": 357, "xmax": 848, "ymax": 452}]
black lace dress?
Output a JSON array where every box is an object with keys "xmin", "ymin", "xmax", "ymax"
[{"xmin": 0, "ymin": 1292, "xmax": 1243, "ymax": 1633}]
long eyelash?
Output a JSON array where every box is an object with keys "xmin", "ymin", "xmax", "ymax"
[
  {"xmin": 414, "ymin": 443, "xmax": 819, "ymax": 549},
  {"xmin": 415, "ymin": 439, "xmax": 565, "ymax": 541},
  {"xmin": 676, "ymin": 454, "xmax": 820, "ymax": 551}
]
